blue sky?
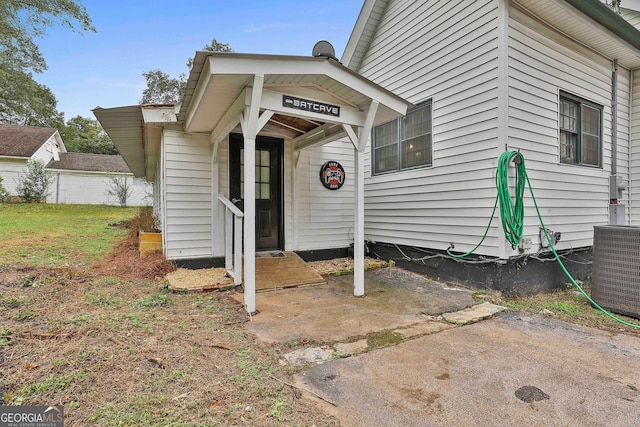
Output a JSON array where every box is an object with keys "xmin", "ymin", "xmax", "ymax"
[{"xmin": 34, "ymin": 0, "xmax": 363, "ymax": 120}]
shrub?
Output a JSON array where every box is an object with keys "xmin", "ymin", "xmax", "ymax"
[
  {"xmin": 0, "ymin": 176, "xmax": 9, "ymax": 203},
  {"xmin": 17, "ymin": 160, "xmax": 52, "ymax": 203},
  {"xmin": 106, "ymin": 175, "xmax": 132, "ymax": 207}
]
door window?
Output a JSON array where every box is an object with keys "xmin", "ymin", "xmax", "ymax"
[{"xmin": 240, "ymin": 149, "xmax": 271, "ymax": 200}]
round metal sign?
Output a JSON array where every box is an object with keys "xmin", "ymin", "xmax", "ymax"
[{"xmin": 320, "ymin": 161, "xmax": 346, "ymax": 190}]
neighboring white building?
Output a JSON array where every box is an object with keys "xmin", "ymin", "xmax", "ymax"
[
  {"xmin": 46, "ymin": 152, "xmax": 150, "ymax": 206},
  {"xmin": 0, "ymin": 124, "xmax": 150, "ymax": 206},
  {"xmin": 0, "ymin": 125, "xmax": 65, "ymax": 195}
]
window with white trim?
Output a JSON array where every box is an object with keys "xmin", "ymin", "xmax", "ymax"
[
  {"xmin": 559, "ymin": 91, "xmax": 602, "ymax": 167},
  {"xmin": 372, "ymin": 100, "xmax": 432, "ymax": 174}
]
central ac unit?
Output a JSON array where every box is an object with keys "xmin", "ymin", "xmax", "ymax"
[{"xmin": 591, "ymin": 225, "xmax": 640, "ymax": 319}]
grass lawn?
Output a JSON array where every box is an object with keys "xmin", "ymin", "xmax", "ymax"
[
  {"xmin": 0, "ymin": 204, "xmax": 138, "ymax": 267},
  {"xmin": 0, "ymin": 204, "xmax": 336, "ymax": 426}
]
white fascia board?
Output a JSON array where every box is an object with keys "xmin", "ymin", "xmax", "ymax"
[
  {"xmin": 184, "ymin": 58, "xmax": 212, "ymax": 133},
  {"xmin": 141, "ymin": 105, "xmax": 178, "ymax": 123},
  {"xmin": 342, "ymin": 0, "xmax": 378, "ymax": 67},
  {"xmin": 53, "ymin": 131, "xmax": 67, "ymax": 153},
  {"xmin": 47, "ymin": 168, "xmax": 132, "ymax": 176}
]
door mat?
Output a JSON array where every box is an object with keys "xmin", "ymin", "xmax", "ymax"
[{"xmin": 256, "ymin": 251, "xmax": 286, "ymax": 258}]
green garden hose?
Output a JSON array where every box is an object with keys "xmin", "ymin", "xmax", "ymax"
[
  {"xmin": 448, "ymin": 150, "xmax": 640, "ymax": 329},
  {"xmin": 497, "ymin": 151, "xmax": 526, "ymax": 249}
]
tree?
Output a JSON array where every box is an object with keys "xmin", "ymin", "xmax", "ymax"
[
  {"xmin": 141, "ymin": 38, "xmax": 233, "ymax": 105},
  {"xmin": 59, "ymin": 115, "xmax": 117, "ymax": 154},
  {"xmin": 186, "ymin": 38, "xmax": 233, "ymax": 68},
  {"xmin": 1, "ymin": 0, "xmax": 95, "ymax": 74},
  {"xmin": 0, "ymin": 64, "xmax": 64, "ymax": 127},
  {"xmin": 0, "ymin": 1, "xmax": 95, "ymax": 127},
  {"xmin": 140, "ymin": 70, "xmax": 186, "ymax": 105},
  {"xmin": 17, "ymin": 160, "xmax": 53, "ymax": 203}
]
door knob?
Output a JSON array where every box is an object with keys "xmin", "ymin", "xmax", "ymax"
[{"xmin": 231, "ymin": 198, "xmax": 241, "ymax": 203}]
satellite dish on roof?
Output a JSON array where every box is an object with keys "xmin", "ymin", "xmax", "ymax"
[{"xmin": 312, "ymin": 40, "xmax": 336, "ymax": 59}]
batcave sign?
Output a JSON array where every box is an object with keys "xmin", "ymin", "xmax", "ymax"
[{"xmin": 283, "ymin": 95, "xmax": 340, "ymax": 117}]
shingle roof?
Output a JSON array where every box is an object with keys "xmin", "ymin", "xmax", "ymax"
[
  {"xmin": 0, "ymin": 125, "xmax": 58, "ymax": 157},
  {"xmin": 47, "ymin": 153, "xmax": 132, "ymax": 173}
]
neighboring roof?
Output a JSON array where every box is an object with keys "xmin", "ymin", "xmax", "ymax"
[
  {"xmin": 343, "ymin": 0, "xmax": 640, "ymax": 71},
  {"xmin": 0, "ymin": 124, "xmax": 58, "ymax": 158},
  {"xmin": 47, "ymin": 152, "xmax": 133, "ymax": 173}
]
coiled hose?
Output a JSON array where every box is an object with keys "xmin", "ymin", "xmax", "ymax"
[{"xmin": 447, "ymin": 150, "xmax": 640, "ymax": 329}]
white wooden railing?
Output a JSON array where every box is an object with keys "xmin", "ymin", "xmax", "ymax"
[{"xmin": 218, "ymin": 194, "xmax": 243, "ymax": 286}]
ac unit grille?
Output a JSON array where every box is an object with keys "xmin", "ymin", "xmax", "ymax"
[{"xmin": 591, "ymin": 225, "xmax": 640, "ymax": 319}]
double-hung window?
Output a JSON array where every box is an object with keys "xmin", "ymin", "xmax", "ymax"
[
  {"xmin": 373, "ymin": 100, "xmax": 432, "ymax": 174},
  {"xmin": 559, "ymin": 91, "xmax": 602, "ymax": 167}
]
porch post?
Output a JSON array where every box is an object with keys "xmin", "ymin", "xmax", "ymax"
[
  {"xmin": 244, "ymin": 136, "xmax": 256, "ymax": 311},
  {"xmin": 352, "ymin": 100, "xmax": 378, "ymax": 297},
  {"xmin": 354, "ymin": 146, "xmax": 365, "ymax": 297},
  {"xmin": 241, "ymin": 74, "xmax": 264, "ymax": 314}
]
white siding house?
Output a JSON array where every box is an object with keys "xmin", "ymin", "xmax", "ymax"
[
  {"xmin": 0, "ymin": 124, "xmax": 150, "ymax": 206},
  {"xmin": 338, "ymin": 0, "xmax": 640, "ymax": 292},
  {"xmin": 0, "ymin": 125, "xmax": 65, "ymax": 195},
  {"xmin": 96, "ymin": 0, "xmax": 640, "ymax": 303}
]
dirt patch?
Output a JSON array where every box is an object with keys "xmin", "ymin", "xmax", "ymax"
[
  {"xmin": 94, "ymin": 231, "xmax": 176, "ymax": 281},
  {"xmin": 0, "ymin": 231, "xmax": 337, "ymax": 425},
  {"xmin": 165, "ymin": 267, "xmax": 233, "ymax": 291},
  {"xmin": 308, "ymin": 256, "xmax": 388, "ymax": 276}
]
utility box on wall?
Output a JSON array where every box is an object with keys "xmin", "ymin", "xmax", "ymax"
[
  {"xmin": 608, "ymin": 204, "xmax": 626, "ymax": 225},
  {"xmin": 591, "ymin": 225, "xmax": 640, "ymax": 319}
]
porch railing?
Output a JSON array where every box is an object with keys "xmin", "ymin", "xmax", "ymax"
[{"xmin": 218, "ymin": 194, "xmax": 243, "ymax": 286}]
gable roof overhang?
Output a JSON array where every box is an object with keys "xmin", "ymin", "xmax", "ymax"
[
  {"xmin": 95, "ymin": 52, "xmax": 411, "ymax": 181},
  {"xmin": 343, "ymin": 0, "xmax": 640, "ymax": 71},
  {"xmin": 517, "ymin": 0, "xmax": 640, "ymax": 69},
  {"xmin": 93, "ymin": 104, "xmax": 177, "ymax": 181},
  {"xmin": 179, "ymin": 51, "xmax": 411, "ymax": 144}
]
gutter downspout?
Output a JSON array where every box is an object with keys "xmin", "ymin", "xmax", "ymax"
[
  {"xmin": 609, "ymin": 59, "xmax": 626, "ymax": 224},
  {"xmin": 612, "ymin": 59, "xmax": 618, "ymax": 178}
]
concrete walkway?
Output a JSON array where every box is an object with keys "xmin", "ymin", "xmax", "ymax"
[
  {"xmin": 236, "ymin": 268, "xmax": 474, "ymax": 343},
  {"xmin": 238, "ymin": 267, "xmax": 640, "ymax": 426}
]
